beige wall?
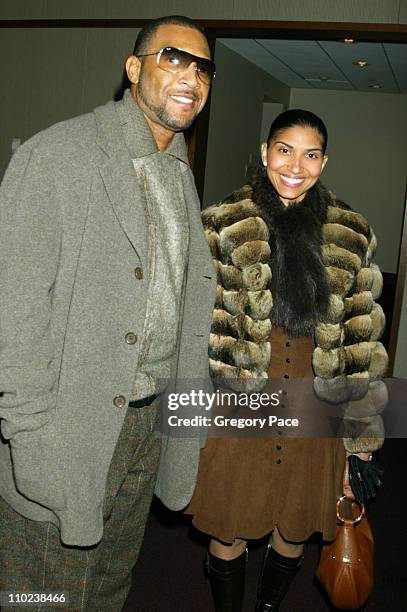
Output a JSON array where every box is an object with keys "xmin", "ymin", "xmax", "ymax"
[
  {"xmin": 203, "ymin": 42, "xmax": 290, "ymax": 206},
  {"xmin": 260, "ymin": 102, "xmax": 285, "ymax": 146},
  {"xmin": 289, "ymin": 88, "xmax": 407, "ymax": 273},
  {"xmin": 1, "ymin": 0, "xmax": 405, "ymax": 22},
  {"xmin": 0, "ymin": 27, "xmax": 140, "ymax": 178},
  {"xmin": 394, "ymin": 239, "xmax": 407, "ymax": 377}
]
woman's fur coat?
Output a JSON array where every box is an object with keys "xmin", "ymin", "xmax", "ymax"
[{"xmin": 202, "ymin": 171, "xmax": 388, "ymax": 453}]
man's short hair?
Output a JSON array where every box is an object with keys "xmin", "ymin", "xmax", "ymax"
[{"xmin": 133, "ymin": 15, "xmax": 206, "ymax": 56}]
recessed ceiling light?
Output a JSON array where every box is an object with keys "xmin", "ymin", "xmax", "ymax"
[
  {"xmin": 341, "ymin": 38, "xmax": 356, "ymax": 44},
  {"xmin": 353, "ymin": 60, "xmax": 369, "ymax": 67},
  {"xmin": 304, "ymin": 76, "xmax": 348, "ymax": 85},
  {"xmin": 369, "ymin": 84, "xmax": 382, "ymax": 89}
]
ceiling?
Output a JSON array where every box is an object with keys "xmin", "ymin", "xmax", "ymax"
[{"xmin": 219, "ymin": 39, "xmax": 407, "ymax": 94}]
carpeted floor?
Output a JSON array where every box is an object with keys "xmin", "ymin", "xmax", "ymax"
[{"xmin": 123, "ymin": 439, "xmax": 407, "ymax": 612}]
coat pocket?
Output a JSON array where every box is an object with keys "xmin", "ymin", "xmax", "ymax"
[{"xmin": 10, "ymin": 422, "xmax": 66, "ymax": 513}]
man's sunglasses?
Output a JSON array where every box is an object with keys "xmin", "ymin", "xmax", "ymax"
[{"xmin": 137, "ymin": 47, "xmax": 216, "ymax": 85}]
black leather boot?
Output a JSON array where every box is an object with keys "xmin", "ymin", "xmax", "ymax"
[
  {"xmin": 255, "ymin": 544, "xmax": 303, "ymax": 611},
  {"xmin": 206, "ymin": 548, "xmax": 247, "ymax": 612}
]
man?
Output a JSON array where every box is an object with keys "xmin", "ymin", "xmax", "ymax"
[{"xmin": 0, "ymin": 15, "xmax": 216, "ymax": 610}]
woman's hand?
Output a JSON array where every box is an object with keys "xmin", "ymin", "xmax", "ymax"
[{"xmin": 343, "ymin": 452, "xmax": 384, "ymax": 503}]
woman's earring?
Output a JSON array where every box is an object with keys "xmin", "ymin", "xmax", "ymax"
[{"xmin": 263, "ymin": 160, "xmax": 267, "ymax": 167}]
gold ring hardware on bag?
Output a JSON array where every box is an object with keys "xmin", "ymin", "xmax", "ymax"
[{"xmin": 336, "ymin": 495, "xmax": 365, "ymax": 525}]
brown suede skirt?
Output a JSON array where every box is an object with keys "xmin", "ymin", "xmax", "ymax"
[{"xmin": 185, "ymin": 328, "xmax": 346, "ymax": 543}]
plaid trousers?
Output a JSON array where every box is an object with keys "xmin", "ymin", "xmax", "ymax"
[{"xmin": 0, "ymin": 403, "xmax": 161, "ymax": 611}]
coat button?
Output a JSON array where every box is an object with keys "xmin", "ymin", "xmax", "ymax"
[
  {"xmin": 125, "ymin": 332, "xmax": 137, "ymax": 345},
  {"xmin": 113, "ymin": 395, "xmax": 126, "ymax": 408},
  {"xmin": 276, "ymin": 458, "xmax": 282, "ymax": 464},
  {"xmin": 284, "ymin": 374, "xmax": 290, "ymax": 379},
  {"xmin": 286, "ymin": 358, "xmax": 290, "ymax": 363},
  {"xmin": 276, "ymin": 444, "xmax": 282, "ymax": 450},
  {"xmin": 134, "ymin": 267, "xmax": 143, "ymax": 280},
  {"xmin": 286, "ymin": 341, "xmax": 291, "ymax": 347}
]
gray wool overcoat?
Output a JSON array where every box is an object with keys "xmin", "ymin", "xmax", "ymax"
[{"xmin": 0, "ymin": 92, "xmax": 216, "ymax": 546}]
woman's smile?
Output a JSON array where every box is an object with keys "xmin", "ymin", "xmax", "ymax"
[{"xmin": 279, "ymin": 174, "xmax": 306, "ymax": 188}]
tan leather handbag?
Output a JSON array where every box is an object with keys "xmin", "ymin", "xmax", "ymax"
[{"xmin": 315, "ymin": 496, "xmax": 374, "ymax": 610}]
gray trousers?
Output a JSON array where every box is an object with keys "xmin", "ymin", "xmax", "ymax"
[{"xmin": 0, "ymin": 403, "xmax": 161, "ymax": 611}]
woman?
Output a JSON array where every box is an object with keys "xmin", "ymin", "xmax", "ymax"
[{"xmin": 186, "ymin": 110, "xmax": 386, "ymax": 611}]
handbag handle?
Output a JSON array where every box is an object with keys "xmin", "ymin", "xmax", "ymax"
[{"xmin": 336, "ymin": 495, "xmax": 365, "ymax": 525}]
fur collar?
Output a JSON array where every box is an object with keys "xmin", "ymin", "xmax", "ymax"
[{"xmin": 249, "ymin": 166, "xmax": 331, "ymax": 336}]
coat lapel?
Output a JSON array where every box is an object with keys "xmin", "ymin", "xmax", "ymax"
[
  {"xmin": 98, "ymin": 152, "xmax": 147, "ymax": 260},
  {"xmin": 93, "ymin": 93, "xmax": 157, "ymax": 259}
]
